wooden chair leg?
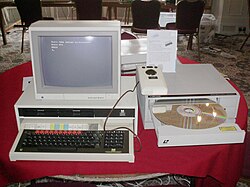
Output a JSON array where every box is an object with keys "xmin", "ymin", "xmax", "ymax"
[
  {"xmin": 126, "ymin": 7, "xmax": 131, "ymax": 24},
  {"xmin": 197, "ymin": 33, "xmax": 201, "ymax": 61},
  {"xmin": 124, "ymin": 7, "xmax": 128, "ymax": 24},
  {"xmin": 21, "ymin": 27, "xmax": 25, "ymax": 53},
  {"xmin": 187, "ymin": 34, "xmax": 193, "ymax": 50}
]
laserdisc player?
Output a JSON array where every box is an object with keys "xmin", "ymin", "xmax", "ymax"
[{"xmin": 136, "ymin": 63, "xmax": 245, "ymax": 147}]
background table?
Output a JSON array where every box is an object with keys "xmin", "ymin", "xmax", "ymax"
[
  {"xmin": 0, "ymin": 56, "xmax": 248, "ymax": 187},
  {"xmin": 0, "ymin": 0, "xmax": 131, "ymax": 44},
  {"xmin": 0, "ymin": 0, "xmax": 212, "ymax": 45}
]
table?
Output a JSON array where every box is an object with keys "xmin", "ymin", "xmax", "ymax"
[
  {"xmin": 0, "ymin": 0, "xmax": 132, "ymax": 45},
  {"xmin": 0, "ymin": 56, "xmax": 248, "ymax": 187},
  {"xmin": 103, "ymin": 2, "xmax": 176, "ymax": 25},
  {"xmin": 103, "ymin": 1, "xmax": 131, "ymax": 23},
  {"xmin": 0, "ymin": 0, "xmax": 202, "ymax": 45},
  {"xmin": 158, "ymin": 12, "xmax": 215, "ymax": 27}
]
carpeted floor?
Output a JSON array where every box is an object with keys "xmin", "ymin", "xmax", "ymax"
[{"xmin": 0, "ymin": 28, "xmax": 250, "ymax": 187}]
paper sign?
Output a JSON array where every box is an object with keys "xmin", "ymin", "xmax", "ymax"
[{"xmin": 147, "ymin": 30, "xmax": 177, "ymax": 72}]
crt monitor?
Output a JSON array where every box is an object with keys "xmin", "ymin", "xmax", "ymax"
[{"xmin": 29, "ymin": 20, "xmax": 121, "ymax": 100}]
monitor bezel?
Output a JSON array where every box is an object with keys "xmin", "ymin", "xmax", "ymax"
[{"xmin": 29, "ymin": 20, "xmax": 121, "ymax": 100}]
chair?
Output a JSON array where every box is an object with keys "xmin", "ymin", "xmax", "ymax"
[
  {"xmin": 166, "ymin": 0, "xmax": 205, "ymax": 60},
  {"xmin": 73, "ymin": 0, "xmax": 103, "ymax": 20},
  {"xmin": 14, "ymin": 0, "xmax": 54, "ymax": 53},
  {"xmin": 131, "ymin": 0, "xmax": 161, "ymax": 34}
]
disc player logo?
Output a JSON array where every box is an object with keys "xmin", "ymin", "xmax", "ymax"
[{"xmin": 163, "ymin": 140, "xmax": 170, "ymax": 144}]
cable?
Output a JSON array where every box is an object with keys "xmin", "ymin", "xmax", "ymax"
[
  {"xmin": 103, "ymin": 81, "xmax": 139, "ymax": 131},
  {"xmin": 102, "ymin": 81, "xmax": 141, "ymax": 152}
]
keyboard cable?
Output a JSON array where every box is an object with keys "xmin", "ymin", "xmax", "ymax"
[{"xmin": 103, "ymin": 81, "xmax": 142, "ymax": 152}]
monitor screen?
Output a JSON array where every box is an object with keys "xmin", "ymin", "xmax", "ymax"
[
  {"xmin": 41, "ymin": 36, "xmax": 112, "ymax": 88},
  {"xmin": 29, "ymin": 20, "xmax": 121, "ymax": 100}
]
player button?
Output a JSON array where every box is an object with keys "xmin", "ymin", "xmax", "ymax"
[{"xmin": 146, "ymin": 69, "xmax": 157, "ymax": 75}]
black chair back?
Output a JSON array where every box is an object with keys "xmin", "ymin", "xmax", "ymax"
[
  {"xmin": 165, "ymin": 0, "xmax": 205, "ymax": 60},
  {"xmin": 74, "ymin": 0, "xmax": 102, "ymax": 20},
  {"xmin": 15, "ymin": 0, "xmax": 43, "ymax": 27},
  {"xmin": 14, "ymin": 0, "xmax": 53, "ymax": 53},
  {"xmin": 131, "ymin": 0, "xmax": 161, "ymax": 33},
  {"xmin": 176, "ymin": 0, "xmax": 205, "ymax": 33}
]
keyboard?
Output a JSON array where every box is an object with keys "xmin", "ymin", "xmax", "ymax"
[{"xmin": 15, "ymin": 129, "xmax": 129, "ymax": 154}]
